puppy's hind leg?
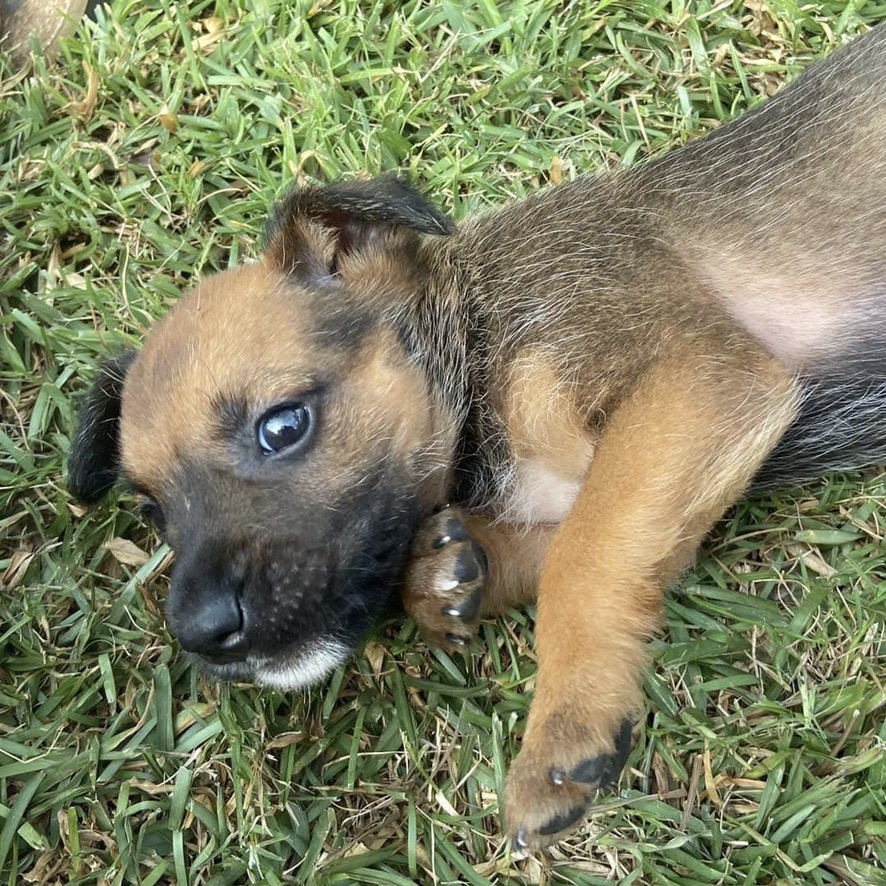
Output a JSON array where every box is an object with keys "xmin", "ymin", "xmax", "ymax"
[{"xmin": 504, "ymin": 353, "xmax": 800, "ymax": 851}]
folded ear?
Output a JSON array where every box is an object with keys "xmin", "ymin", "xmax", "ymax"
[
  {"xmin": 67, "ymin": 350, "xmax": 136, "ymax": 504},
  {"xmin": 264, "ymin": 175, "xmax": 455, "ymax": 281}
]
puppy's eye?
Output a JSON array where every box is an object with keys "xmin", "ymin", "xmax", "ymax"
[{"xmin": 257, "ymin": 403, "xmax": 311, "ymax": 454}]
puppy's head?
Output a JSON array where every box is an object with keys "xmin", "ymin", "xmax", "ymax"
[{"xmin": 69, "ymin": 177, "xmax": 459, "ymax": 690}]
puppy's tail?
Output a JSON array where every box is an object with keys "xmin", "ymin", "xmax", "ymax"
[{"xmin": 752, "ymin": 357, "xmax": 886, "ymax": 490}]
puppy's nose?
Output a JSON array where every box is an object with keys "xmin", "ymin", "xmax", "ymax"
[
  {"xmin": 175, "ymin": 589, "xmax": 249, "ymax": 662},
  {"xmin": 171, "ymin": 578, "xmax": 250, "ymax": 663},
  {"xmin": 166, "ymin": 539, "xmax": 254, "ymax": 663},
  {"xmin": 176, "ymin": 593, "xmax": 249, "ymax": 664}
]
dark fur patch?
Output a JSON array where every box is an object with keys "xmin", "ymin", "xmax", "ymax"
[
  {"xmin": 211, "ymin": 393, "xmax": 251, "ymax": 442},
  {"xmin": 753, "ymin": 370, "xmax": 886, "ymax": 489},
  {"xmin": 536, "ymin": 803, "xmax": 588, "ymax": 837},
  {"xmin": 159, "ymin": 452, "xmax": 424, "ymax": 671},
  {"xmin": 265, "ymin": 175, "xmax": 455, "ymax": 245},
  {"xmin": 68, "ymin": 350, "xmax": 136, "ymax": 504}
]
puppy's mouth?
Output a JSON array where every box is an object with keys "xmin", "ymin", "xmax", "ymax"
[
  {"xmin": 165, "ymin": 479, "xmax": 425, "ymax": 690},
  {"xmin": 195, "ymin": 636, "xmax": 352, "ymax": 691}
]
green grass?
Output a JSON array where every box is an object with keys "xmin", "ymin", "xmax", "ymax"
[{"xmin": 2, "ymin": 0, "xmax": 886, "ymax": 883}]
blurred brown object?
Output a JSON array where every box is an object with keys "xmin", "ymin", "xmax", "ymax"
[{"xmin": 0, "ymin": 0, "xmax": 91, "ymax": 59}]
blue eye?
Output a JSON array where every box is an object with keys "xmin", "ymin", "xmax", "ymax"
[{"xmin": 257, "ymin": 404, "xmax": 311, "ymax": 454}]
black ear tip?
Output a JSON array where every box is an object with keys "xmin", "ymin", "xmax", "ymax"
[
  {"xmin": 265, "ymin": 173, "xmax": 456, "ymax": 246},
  {"xmin": 435, "ymin": 214, "xmax": 458, "ymax": 236},
  {"xmin": 67, "ymin": 465, "xmax": 118, "ymax": 504},
  {"xmin": 67, "ymin": 350, "xmax": 136, "ymax": 506},
  {"xmin": 378, "ymin": 175, "xmax": 457, "ymax": 236}
]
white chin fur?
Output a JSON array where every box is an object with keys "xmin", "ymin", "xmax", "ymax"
[{"xmin": 251, "ymin": 639, "xmax": 350, "ymax": 691}]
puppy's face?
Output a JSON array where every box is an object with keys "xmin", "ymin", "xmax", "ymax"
[{"xmin": 69, "ymin": 179, "xmax": 459, "ymax": 689}]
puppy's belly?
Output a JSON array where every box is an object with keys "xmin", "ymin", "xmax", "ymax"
[
  {"xmin": 696, "ymin": 255, "xmax": 881, "ymax": 370},
  {"xmin": 499, "ymin": 458, "xmax": 582, "ymax": 524}
]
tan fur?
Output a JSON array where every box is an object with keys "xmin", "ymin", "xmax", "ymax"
[
  {"xmin": 503, "ymin": 356, "xmax": 798, "ymax": 837},
  {"xmin": 404, "ymin": 515, "xmax": 553, "ymax": 642},
  {"xmin": 121, "ymin": 264, "xmax": 311, "ymax": 486},
  {"xmin": 122, "ymin": 260, "xmax": 455, "ymax": 510}
]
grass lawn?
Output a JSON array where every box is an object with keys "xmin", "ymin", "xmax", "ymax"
[{"xmin": 2, "ymin": 0, "xmax": 886, "ymax": 883}]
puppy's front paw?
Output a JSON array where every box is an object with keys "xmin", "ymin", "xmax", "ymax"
[
  {"xmin": 505, "ymin": 711, "xmax": 634, "ymax": 853},
  {"xmin": 403, "ymin": 507, "xmax": 487, "ymax": 650}
]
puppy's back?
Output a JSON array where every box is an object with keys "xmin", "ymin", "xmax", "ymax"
[{"xmin": 450, "ymin": 25, "xmax": 886, "ymax": 489}]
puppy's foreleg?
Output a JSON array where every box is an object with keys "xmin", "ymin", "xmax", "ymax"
[{"xmin": 504, "ymin": 354, "xmax": 799, "ymax": 850}]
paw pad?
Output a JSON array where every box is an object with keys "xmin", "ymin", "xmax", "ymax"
[
  {"xmin": 536, "ymin": 803, "xmax": 588, "ymax": 837},
  {"xmin": 507, "ymin": 718, "xmax": 635, "ymax": 852},
  {"xmin": 565, "ymin": 719, "xmax": 632, "ymax": 787}
]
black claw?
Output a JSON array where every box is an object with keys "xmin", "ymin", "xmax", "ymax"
[
  {"xmin": 570, "ymin": 719, "xmax": 634, "ymax": 787},
  {"xmin": 441, "ymin": 586, "xmax": 482, "ymax": 622},
  {"xmin": 445, "ymin": 632, "xmax": 471, "ymax": 646},
  {"xmin": 511, "ymin": 827, "xmax": 530, "ymax": 852},
  {"xmin": 537, "ymin": 802, "xmax": 588, "ymax": 836},
  {"xmin": 550, "ymin": 766, "xmax": 567, "ymax": 786}
]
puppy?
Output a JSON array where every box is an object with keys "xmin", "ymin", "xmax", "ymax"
[{"xmin": 69, "ymin": 25, "xmax": 886, "ymax": 851}]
